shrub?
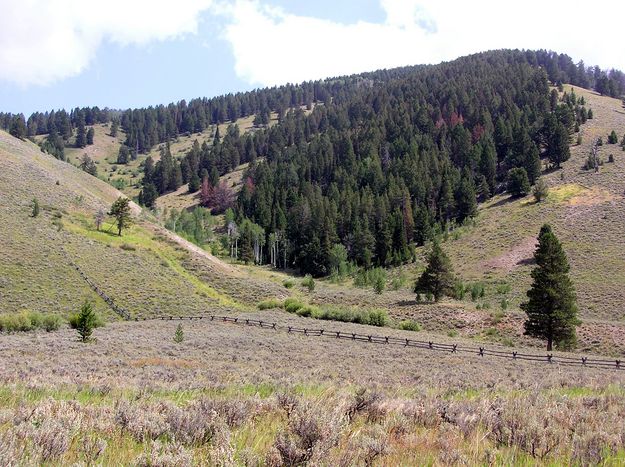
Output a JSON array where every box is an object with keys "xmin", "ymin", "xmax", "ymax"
[
  {"xmin": 373, "ymin": 275, "xmax": 385, "ymax": 295},
  {"xmin": 258, "ymin": 299, "xmax": 283, "ymax": 310},
  {"xmin": 399, "ymin": 320, "xmax": 421, "ymax": 331},
  {"xmin": 283, "ymin": 279, "xmax": 295, "ymax": 289},
  {"xmin": 470, "ymin": 283, "xmax": 485, "ymax": 301},
  {"xmin": 608, "ymin": 130, "xmax": 618, "ymax": 144},
  {"xmin": 366, "ymin": 309, "xmax": 388, "ymax": 327},
  {"xmin": 296, "ymin": 305, "xmax": 320, "ymax": 318},
  {"xmin": 301, "ymin": 275, "xmax": 315, "ymax": 292},
  {"xmin": 608, "ymin": 154, "xmax": 614, "ymax": 163},
  {"xmin": 284, "ymin": 298, "xmax": 305, "ymax": 314},
  {"xmin": 0, "ymin": 311, "xmax": 62, "ymax": 333},
  {"xmin": 533, "ymin": 178, "xmax": 549, "ymax": 202},
  {"xmin": 120, "ymin": 243, "xmax": 136, "ymax": 251}
]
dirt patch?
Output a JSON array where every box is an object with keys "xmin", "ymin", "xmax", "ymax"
[{"xmin": 482, "ymin": 237, "xmax": 536, "ymax": 273}]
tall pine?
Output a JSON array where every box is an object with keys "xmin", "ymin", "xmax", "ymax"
[
  {"xmin": 415, "ymin": 241, "xmax": 455, "ymax": 302},
  {"xmin": 521, "ymin": 224, "xmax": 580, "ymax": 350}
]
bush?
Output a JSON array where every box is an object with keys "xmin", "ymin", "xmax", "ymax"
[
  {"xmin": 533, "ymin": 178, "xmax": 549, "ymax": 202},
  {"xmin": 373, "ymin": 275, "xmax": 385, "ymax": 295},
  {"xmin": 301, "ymin": 275, "xmax": 315, "ymax": 292},
  {"xmin": 470, "ymin": 283, "xmax": 485, "ymax": 301},
  {"xmin": 295, "ymin": 305, "xmax": 320, "ymax": 318},
  {"xmin": 608, "ymin": 154, "xmax": 614, "ymax": 163},
  {"xmin": 258, "ymin": 299, "xmax": 283, "ymax": 310},
  {"xmin": 399, "ymin": 320, "xmax": 421, "ymax": 332},
  {"xmin": 283, "ymin": 279, "xmax": 295, "ymax": 289},
  {"xmin": 608, "ymin": 130, "xmax": 618, "ymax": 144},
  {"xmin": 0, "ymin": 311, "xmax": 62, "ymax": 333},
  {"xmin": 284, "ymin": 298, "xmax": 305, "ymax": 314},
  {"xmin": 366, "ymin": 309, "xmax": 388, "ymax": 327}
]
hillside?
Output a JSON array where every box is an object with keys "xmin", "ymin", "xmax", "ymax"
[
  {"xmin": 2, "ymin": 49, "xmax": 625, "ymax": 465},
  {"xmin": 0, "ymin": 130, "xmax": 284, "ymax": 320}
]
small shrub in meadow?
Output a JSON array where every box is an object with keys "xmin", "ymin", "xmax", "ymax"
[
  {"xmin": 258, "ymin": 299, "xmax": 283, "ymax": 310},
  {"xmin": 301, "ymin": 275, "xmax": 315, "ymax": 292},
  {"xmin": 283, "ymin": 279, "xmax": 295, "ymax": 289},
  {"xmin": 0, "ymin": 311, "xmax": 61, "ymax": 333},
  {"xmin": 399, "ymin": 320, "xmax": 421, "ymax": 332},
  {"xmin": 284, "ymin": 298, "xmax": 305, "ymax": 314}
]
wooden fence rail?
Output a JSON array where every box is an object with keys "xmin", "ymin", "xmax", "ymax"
[{"xmin": 137, "ymin": 314, "xmax": 625, "ymax": 371}]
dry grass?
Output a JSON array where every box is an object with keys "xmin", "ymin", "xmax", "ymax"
[{"xmin": 0, "ymin": 316, "xmax": 624, "ymax": 465}]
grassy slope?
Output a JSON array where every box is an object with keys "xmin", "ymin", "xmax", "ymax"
[{"xmin": 0, "ymin": 130, "xmax": 283, "ymax": 320}]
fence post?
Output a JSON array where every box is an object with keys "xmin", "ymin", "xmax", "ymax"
[
  {"xmin": 616, "ymin": 360, "xmax": 621, "ymax": 369},
  {"xmin": 452, "ymin": 344, "xmax": 457, "ymax": 353},
  {"xmin": 582, "ymin": 357, "xmax": 587, "ymax": 366},
  {"xmin": 547, "ymin": 354, "xmax": 553, "ymax": 364},
  {"xmin": 479, "ymin": 347, "xmax": 484, "ymax": 357},
  {"xmin": 428, "ymin": 341, "xmax": 433, "ymax": 349},
  {"xmin": 512, "ymin": 351, "xmax": 517, "ymax": 359}
]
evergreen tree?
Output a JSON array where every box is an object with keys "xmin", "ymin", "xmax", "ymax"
[
  {"xmin": 521, "ymin": 224, "xmax": 580, "ymax": 350},
  {"xmin": 188, "ymin": 171, "xmax": 201, "ymax": 193},
  {"xmin": 86, "ymin": 127, "xmax": 95, "ymax": 145},
  {"xmin": 9, "ymin": 114, "xmax": 26, "ymax": 139},
  {"xmin": 76, "ymin": 114, "xmax": 87, "ymax": 148},
  {"xmin": 545, "ymin": 121, "xmax": 571, "ymax": 168},
  {"xmin": 414, "ymin": 242, "xmax": 455, "ymax": 302},
  {"xmin": 71, "ymin": 301, "xmax": 99, "ymax": 343},
  {"xmin": 117, "ymin": 145, "xmax": 130, "ymax": 164},
  {"xmin": 455, "ymin": 169, "xmax": 477, "ymax": 222},
  {"xmin": 110, "ymin": 119, "xmax": 119, "ymax": 137},
  {"xmin": 507, "ymin": 167, "xmax": 531, "ymax": 197},
  {"xmin": 138, "ymin": 183, "xmax": 158, "ymax": 208},
  {"xmin": 608, "ymin": 130, "xmax": 618, "ymax": 144},
  {"xmin": 79, "ymin": 154, "xmax": 97, "ymax": 176},
  {"xmin": 173, "ymin": 323, "xmax": 184, "ymax": 343},
  {"xmin": 109, "ymin": 197, "xmax": 132, "ymax": 236}
]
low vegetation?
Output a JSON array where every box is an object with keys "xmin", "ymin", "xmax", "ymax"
[{"xmin": 0, "ymin": 310, "xmax": 61, "ymax": 333}]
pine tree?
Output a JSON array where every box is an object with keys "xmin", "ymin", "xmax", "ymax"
[
  {"xmin": 86, "ymin": 127, "xmax": 95, "ymax": 145},
  {"xmin": 76, "ymin": 114, "xmax": 87, "ymax": 148},
  {"xmin": 188, "ymin": 171, "xmax": 201, "ymax": 193},
  {"xmin": 71, "ymin": 301, "xmax": 98, "ymax": 343},
  {"xmin": 9, "ymin": 114, "xmax": 27, "ymax": 139},
  {"xmin": 79, "ymin": 154, "xmax": 97, "ymax": 176},
  {"xmin": 507, "ymin": 168, "xmax": 530, "ymax": 197},
  {"xmin": 173, "ymin": 323, "xmax": 184, "ymax": 343},
  {"xmin": 608, "ymin": 130, "xmax": 618, "ymax": 144},
  {"xmin": 521, "ymin": 225, "xmax": 580, "ymax": 350},
  {"xmin": 109, "ymin": 197, "xmax": 132, "ymax": 236},
  {"xmin": 117, "ymin": 145, "xmax": 130, "ymax": 164},
  {"xmin": 110, "ymin": 119, "xmax": 119, "ymax": 137},
  {"xmin": 414, "ymin": 242, "xmax": 455, "ymax": 302}
]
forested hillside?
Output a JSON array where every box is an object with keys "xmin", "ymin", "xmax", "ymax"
[{"xmin": 2, "ymin": 50, "xmax": 624, "ymax": 278}]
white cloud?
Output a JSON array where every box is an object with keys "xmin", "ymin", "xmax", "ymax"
[
  {"xmin": 0, "ymin": 0, "xmax": 214, "ymax": 86},
  {"xmin": 221, "ymin": 0, "xmax": 625, "ymax": 88}
]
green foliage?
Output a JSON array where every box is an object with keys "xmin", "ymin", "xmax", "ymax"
[
  {"xmin": 31, "ymin": 198, "xmax": 40, "ymax": 218},
  {"xmin": 533, "ymin": 178, "xmax": 549, "ymax": 202},
  {"xmin": 415, "ymin": 242, "xmax": 456, "ymax": 302},
  {"xmin": 165, "ymin": 207, "xmax": 214, "ymax": 247},
  {"xmin": 301, "ymin": 274, "xmax": 315, "ymax": 292},
  {"xmin": 313, "ymin": 305, "xmax": 388, "ymax": 327},
  {"xmin": 173, "ymin": 323, "xmax": 184, "ymax": 343},
  {"xmin": 109, "ymin": 197, "xmax": 132, "ymax": 236},
  {"xmin": 257, "ymin": 299, "xmax": 283, "ymax": 310},
  {"xmin": 470, "ymin": 283, "xmax": 486, "ymax": 301},
  {"xmin": 282, "ymin": 279, "xmax": 295, "ymax": 289},
  {"xmin": 496, "ymin": 283, "xmax": 511, "ymax": 295},
  {"xmin": 0, "ymin": 311, "xmax": 61, "ymax": 333},
  {"xmin": 608, "ymin": 130, "xmax": 619, "ymax": 144},
  {"xmin": 507, "ymin": 168, "xmax": 531, "ymax": 197},
  {"xmin": 69, "ymin": 301, "xmax": 104, "ymax": 342},
  {"xmin": 398, "ymin": 320, "xmax": 421, "ymax": 332},
  {"xmin": 284, "ymin": 298, "xmax": 305, "ymax": 314},
  {"xmin": 79, "ymin": 154, "xmax": 98, "ymax": 176},
  {"xmin": 390, "ymin": 273, "xmax": 407, "ymax": 291},
  {"xmin": 521, "ymin": 224, "xmax": 580, "ymax": 351}
]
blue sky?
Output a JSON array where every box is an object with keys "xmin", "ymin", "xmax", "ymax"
[{"xmin": 1, "ymin": 0, "xmax": 623, "ymax": 116}]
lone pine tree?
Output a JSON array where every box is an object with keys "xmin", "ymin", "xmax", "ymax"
[
  {"xmin": 415, "ymin": 241, "xmax": 455, "ymax": 302},
  {"xmin": 521, "ymin": 224, "xmax": 580, "ymax": 351},
  {"xmin": 109, "ymin": 197, "xmax": 132, "ymax": 236}
]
